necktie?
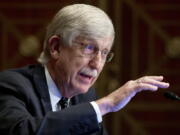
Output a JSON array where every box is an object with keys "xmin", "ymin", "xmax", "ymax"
[{"xmin": 57, "ymin": 97, "xmax": 69, "ymax": 110}]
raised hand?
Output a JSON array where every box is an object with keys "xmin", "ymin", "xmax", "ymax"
[{"xmin": 96, "ymin": 76, "xmax": 170, "ymax": 116}]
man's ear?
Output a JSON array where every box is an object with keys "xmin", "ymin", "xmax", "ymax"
[{"xmin": 48, "ymin": 35, "xmax": 62, "ymax": 59}]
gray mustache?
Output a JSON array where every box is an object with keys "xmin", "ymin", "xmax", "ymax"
[{"xmin": 80, "ymin": 68, "xmax": 98, "ymax": 77}]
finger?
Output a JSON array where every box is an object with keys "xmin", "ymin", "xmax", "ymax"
[
  {"xmin": 140, "ymin": 78, "xmax": 170, "ymax": 88},
  {"xmin": 136, "ymin": 83, "xmax": 158, "ymax": 92},
  {"xmin": 140, "ymin": 76, "xmax": 164, "ymax": 81}
]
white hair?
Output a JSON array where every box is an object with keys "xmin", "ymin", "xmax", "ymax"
[{"xmin": 38, "ymin": 4, "xmax": 115, "ymax": 64}]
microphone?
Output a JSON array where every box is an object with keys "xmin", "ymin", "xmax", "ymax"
[{"xmin": 164, "ymin": 91, "xmax": 180, "ymax": 101}]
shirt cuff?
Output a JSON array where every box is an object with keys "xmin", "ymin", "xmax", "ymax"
[{"xmin": 90, "ymin": 101, "xmax": 102, "ymax": 123}]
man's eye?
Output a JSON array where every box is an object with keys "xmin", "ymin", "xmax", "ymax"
[
  {"xmin": 102, "ymin": 50, "xmax": 109, "ymax": 56},
  {"xmin": 83, "ymin": 44, "xmax": 95, "ymax": 54}
]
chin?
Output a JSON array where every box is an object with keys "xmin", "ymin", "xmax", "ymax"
[
  {"xmin": 71, "ymin": 80, "xmax": 93, "ymax": 95},
  {"xmin": 79, "ymin": 87, "xmax": 90, "ymax": 94},
  {"xmin": 73, "ymin": 85, "xmax": 90, "ymax": 95}
]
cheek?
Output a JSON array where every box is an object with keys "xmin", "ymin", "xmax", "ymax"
[
  {"xmin": 73, "ymin": 55, "xmax": 90, "ymax": 69},
  {"xmin": 57, "ymin": 56, "xmax": 87, "ymax": 79},
  {"xmin": 54, "ymin": 56, "xmax": 72, "ymax": 79},
  {"xmin": 74, "ymin": 60, "xmax": 86, "ymax": 69},
  {"xmin": 55, "ymin": 61, "xmax": 68, "ymax": 80}
]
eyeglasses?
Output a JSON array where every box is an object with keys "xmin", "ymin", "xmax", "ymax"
[{"xmin": 73, "ymin": 41, "xmax": 114, "ymax": 63}]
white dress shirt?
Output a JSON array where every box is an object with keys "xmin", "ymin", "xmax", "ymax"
[{"xmin": 44, "ymin": 66, "xmax": 102, "ymax": 122}]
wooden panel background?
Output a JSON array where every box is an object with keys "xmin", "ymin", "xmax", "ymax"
[{"xmin": 0, "ymin": 0, "xmax": 180, "ymax": 134}]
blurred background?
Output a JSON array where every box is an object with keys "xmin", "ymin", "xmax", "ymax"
[{"xmin": 0, "ymin": 0, "xmax": 180, "ymax": 134}]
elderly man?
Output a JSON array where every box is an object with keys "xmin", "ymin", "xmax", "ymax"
[{"xmin": 0, "ymin": 4, "xmax": 169, "ymax": 135}]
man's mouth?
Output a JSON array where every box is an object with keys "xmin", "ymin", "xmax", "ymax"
[
  {"xmin": 78, "ymin": 72, "xmax": 94, "ymax": 84},
  {"xmin": 79, "ymin": 72, "xmax": 92, "ymax": 79},
  {"xmin": 77, "ymin": 68, "xmax": 98, "ymax": 84}
]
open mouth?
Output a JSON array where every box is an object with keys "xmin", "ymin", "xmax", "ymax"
[
  {"xmin": 78, "ymin": 72, "xmax": 94, "ymax": 84},
  {"xmin": 78, "ymin": 68, "xmax": 97, "ymax": 84},
  {"xmin": 79, "ymin": 72, "xmax": 92, "ymax": 79}
]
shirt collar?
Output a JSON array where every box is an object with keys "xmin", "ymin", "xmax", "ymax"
[{"xmin": 44, "ymin": 65, "xmax": 62, "ymax": 111}]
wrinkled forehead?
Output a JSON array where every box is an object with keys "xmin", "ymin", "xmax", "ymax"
[{"xmin": 73, "ymin": 35, "xmax": 114, "ymax": 50}]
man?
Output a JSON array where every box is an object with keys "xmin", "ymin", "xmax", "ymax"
[{"xmin": 0, "ymin": 4, "xmax": 169, "ymax": 135}]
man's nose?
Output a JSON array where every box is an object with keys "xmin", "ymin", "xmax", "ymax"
[{"xmin": 89, "ymin": 51, "xmax": 103, "ymax": 69}]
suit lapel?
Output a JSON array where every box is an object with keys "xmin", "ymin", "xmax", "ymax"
[{"xmin": 32, "ymin": 65, "xmax": 52, "ymax": 114}]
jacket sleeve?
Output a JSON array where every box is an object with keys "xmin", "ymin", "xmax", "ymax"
[
  {"xmin": 0, "ymin": 71, "xmax": 103, "ymax": 135},
  {"xmin": 37, "ymin": 104, "xmax": 100, "ymax": 135}
]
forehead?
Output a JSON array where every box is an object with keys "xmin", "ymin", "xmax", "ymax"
[{"xmin": 74, "ymin": 35, "xmax": 113, "ymax": 50}]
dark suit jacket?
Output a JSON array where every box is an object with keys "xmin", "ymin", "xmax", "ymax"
[{"xmin": 0, "ymin": 64, "xmax": 107, "ymax": 135}]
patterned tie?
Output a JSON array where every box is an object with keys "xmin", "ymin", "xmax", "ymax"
[{"xmin": 57, "ymin": 97, "xmax": 69, "ymax": 110}]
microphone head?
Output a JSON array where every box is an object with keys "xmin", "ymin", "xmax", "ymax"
[{"xmin": 164, "ymin": 91, "xmax": 180, "ymax": 101}]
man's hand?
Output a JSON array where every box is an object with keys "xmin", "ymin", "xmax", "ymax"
[{"xmin": 96, "ymin": 76, "xmax": 170, "ymax": 116}]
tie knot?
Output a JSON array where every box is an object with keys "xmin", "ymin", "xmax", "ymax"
[{"xmin": 57, "ymin": 97, "xmax": 69, "ymax": 110}]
